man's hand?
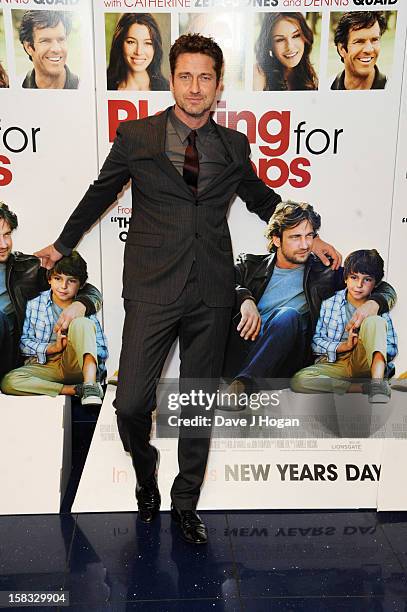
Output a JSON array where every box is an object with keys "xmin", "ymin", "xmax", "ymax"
[
  {"xmin": 337, "ymin": 327, "xmax": 359, "ymax": 353},
  {"xmin": 54, "ymin": 301, "xmax": 86, "ymax": 333},
  {"xmin": 237, "ymin": 299, "xmax": 261, "ymax": 341},
  {"xmin": 46, "ymin": 329, "xmax": 68, "ymax": 355},
  {"xmin": 34, "ymin": 244, "xmax": 63, "ymax": 270},
  {"xmin": 313, "ymin": 236, "xmax": 342, "ymax": 270},
  {"xmin": 345, "ymin": 299, "xmax": 379, "ymax": 331}
]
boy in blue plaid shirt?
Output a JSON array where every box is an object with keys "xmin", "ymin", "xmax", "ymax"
[
  {"xmin": 1, "ymin": 252, "xmax": 108, "ymax": 407},
  {"xmin": 291, "ymin": 250, "xmax": 397, "ymax": 403}
]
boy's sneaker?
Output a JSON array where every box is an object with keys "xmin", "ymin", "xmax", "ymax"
[
  {"xmin": 75, "ymin": 382, "xmax": 104, "ymax": 407},
  {"xmin": 368, "ymin": 379, "xmax": 391, "ymax": 404}
]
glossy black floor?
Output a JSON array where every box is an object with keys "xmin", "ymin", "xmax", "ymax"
[{"xmin": 1, "ymin": 401, "xmax": 407, "ymax": 612}]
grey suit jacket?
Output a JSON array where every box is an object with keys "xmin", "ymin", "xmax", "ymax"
[{"xmin": 55, "ymin": 106, "xmax": 282, "ymax": 307}]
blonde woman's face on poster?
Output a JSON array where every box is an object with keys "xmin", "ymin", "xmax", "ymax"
[
  {"xmin": 271, "ymin": 18, "xmax": 305, "ymax": 69},
  {"xmin": 123, "ymin": 23, "xmax": 154, "ymax": 74}
]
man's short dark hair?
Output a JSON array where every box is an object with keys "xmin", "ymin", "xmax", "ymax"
[
  {"xmin": 334, "ymin": 11, "xmax": 387, "ymax": 60},
  {"xmin": 0, "ymin": 202, "xmax": 18, "ymax": 231},
  {"xmin": 48, "ymin": 251, "xmax": 88, "ymax": 287},
  {"xmin": 19, "ymin": 10, "xmax": 72, "ymax": 53},
  {"xmin": 169, "ymin": 33, "xmax": 223, "ymax": 83},
  {"xmin": 343, "ymin": 249, "xmax": 384, "ymax": 285},
  {"xmin": 265, "ymin": 201, "xmax": 321, "ymax": 253}
]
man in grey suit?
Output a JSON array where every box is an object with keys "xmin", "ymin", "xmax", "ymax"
[{"xmin": 36, "ymin": 34, "xmax": 339, "ymax": 543}]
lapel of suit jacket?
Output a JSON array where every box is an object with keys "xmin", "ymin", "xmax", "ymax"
[{"xmin": 149, "ymin": 106, "xmax": 193, "ymax": 198}]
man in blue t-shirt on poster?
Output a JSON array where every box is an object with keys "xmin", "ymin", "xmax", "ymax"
[{"xmin": 221, "ymin": 201, "xmax": 396, "ymax": 408}]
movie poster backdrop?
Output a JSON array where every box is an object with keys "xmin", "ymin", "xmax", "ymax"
[
  {"xmin": 1, "ymin": 2, "xmax": 406, "ymax": 512},
  {"xmin": 94, "ymin": 4, "xmax": 407, "ymax": 375},
  {"xmin": 1, "ymin": 3, "xmax": 405, "ymax": 373}
]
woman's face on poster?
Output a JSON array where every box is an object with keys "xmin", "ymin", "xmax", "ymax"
[
  {"xmin": 271, "ymin": 18, "xmax": 305, "ymax": 70},
  {"xmin": 122, "ymin": 23, "xmax": 154, "ymax": 74}
]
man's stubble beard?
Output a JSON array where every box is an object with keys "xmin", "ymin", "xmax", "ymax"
[
  {"xmin": 180, "ymin": 105, "xmax": 211, "ymax": 119},
  {"xmin": 280, "ymin": 247, "xmax": 311, "ymax": 266},
  {"xmin": 175, "ymin": 96, "xmax": 214, "ymax": 120}
]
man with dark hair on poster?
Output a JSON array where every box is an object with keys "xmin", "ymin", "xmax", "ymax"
[
  {"xmin": 331, "ymin": 11, "xmax": 388, "ymax": 90},
  {"xmin": 222, "ymin": 201, "xmax": 396, "ymax": 404},
  {"xmin": 35, "ymin": 35, "xmax": 340, "ymax": 544},
  {"xmin": 0, "ymin": 202, "xmax": 101, "ymax": 380},
  {"xmin": 19, "ymin": 10, "xmax": 79, "ymax": 89}
]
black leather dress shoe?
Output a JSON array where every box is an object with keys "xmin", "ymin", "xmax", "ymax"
[
  {"xmin": 171, "ymin": 505, "xmax": 208, "ymax": 544},
  {"xmin": 136, "ymin": 448, "xmax": 160, "ymax": 523}
]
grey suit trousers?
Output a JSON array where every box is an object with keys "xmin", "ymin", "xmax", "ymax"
[{"xmin": 115, "ymin": 264, "xmax": 231, "ymax": 509}]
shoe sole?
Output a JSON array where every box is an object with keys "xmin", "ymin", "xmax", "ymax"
[
  {"xmin": 369, "ymin": 394, "xmax": 390, "ymax": 404},
  {"xmin": 81, "ymin": 396, "xmax": 103, "ymax": 406}
]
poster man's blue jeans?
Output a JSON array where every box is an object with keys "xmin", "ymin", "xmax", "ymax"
[{"xmin": 237, "ymin": 307, "xmax": 308, "ymax": 388}]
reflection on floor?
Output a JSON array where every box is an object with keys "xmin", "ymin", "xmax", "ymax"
[{"xmin": 1, "ymin": 401, "xmax": 407, "ymax": 612}]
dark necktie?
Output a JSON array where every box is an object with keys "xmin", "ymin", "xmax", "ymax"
[{"xmin": 183, "ymin": 130, "xmax": 199, "ymax": 195}]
